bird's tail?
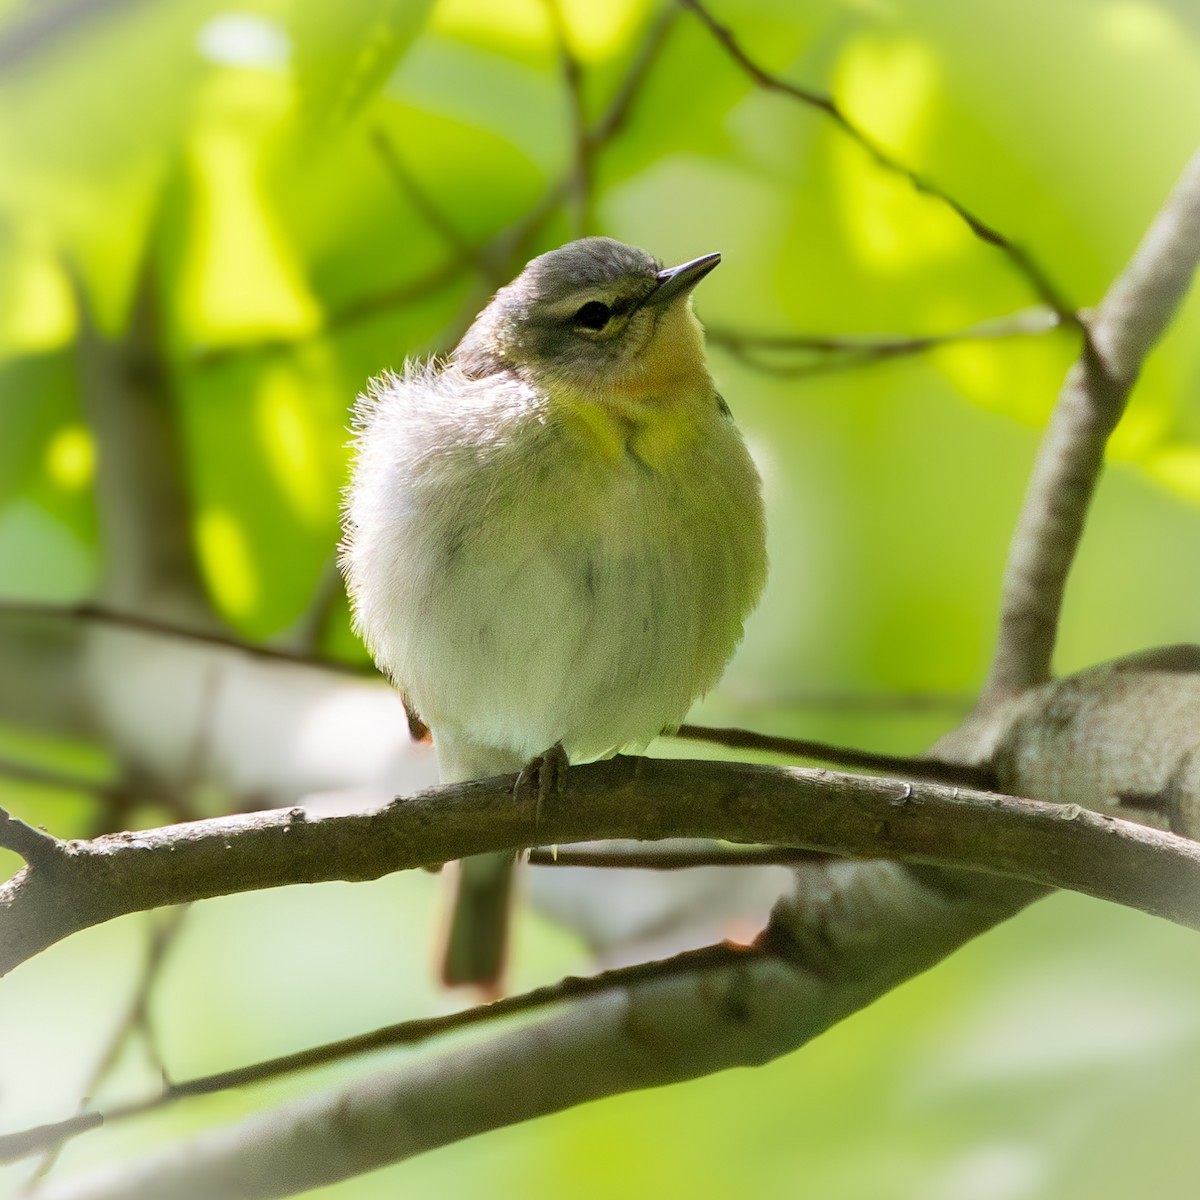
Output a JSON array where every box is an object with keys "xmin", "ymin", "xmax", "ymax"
[{"xmin": 441, "ymin": 851, "xmax": 516, "ymax": 991}]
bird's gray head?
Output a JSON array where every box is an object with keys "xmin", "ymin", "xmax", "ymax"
[{"xmin": 454, "ymin": 237, "xmax": 720, "ymax": 398}]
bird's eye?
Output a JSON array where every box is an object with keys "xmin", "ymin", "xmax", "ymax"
[{"xmin": 572, "ymin": 300, "xmax": 613, "ymax": 331}]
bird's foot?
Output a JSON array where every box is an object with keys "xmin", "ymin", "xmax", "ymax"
[{"xmin": 516, "ymin": 741, "xmax": 569, "ymax": 834}]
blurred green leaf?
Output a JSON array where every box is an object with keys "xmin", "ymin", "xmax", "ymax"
[
  {"xmin": 3, "ymin": 1, "xmax": 1200, "ymax": 1196},
  {"xmin": 289, "ymin": 0, "xmax": 432, "ymax": 131}
]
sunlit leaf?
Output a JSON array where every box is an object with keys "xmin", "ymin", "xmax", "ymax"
[{"xmin": 290, "ymin": 0, "xmax": 433, "ymax": 131}]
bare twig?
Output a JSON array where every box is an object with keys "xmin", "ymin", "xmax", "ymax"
[
  {"xmin": 707, "ymin": 306, "xmax": 1063, "ymax": 377},
  {"xmin": 544, "ymin": 0, "xmax": 592, "ymax": 237},
  {"xmin": 432, "ymin": 1, "xmax": 678, "ymax": 336},
  {"xmin": 369, "ymin": 130, "xmax": 475, "ymax": 257},
  {"xmin": 0, "ymin": 601, "xmax": 374, "ymax": 679},
  {"xmin": 673, "ymin": 723, "xmax": 996, "ymax": 788},
  {"xmin": 981, "ymin": 146, "xmax": 1200, "ymax": 703},
  {"xmin": 18, "ymin": 909, "xmax": 186, "ymax": 1185},
  {"xmin": 25, "ymin": 862, "xmax": 1041, "ymax": 1200},
  {"xmin": 754, "ymin": 686, "xmax": 973, "ymax": 714},
  {"xmin": 277, "ymin": 557, "xmax": 346, "ymax": 657},
  {"xmin": 0, "ymin": 943, "xmax": 747, "ymax": 1164},
  {"xmin": 678, "ymin": 0, "xmax": 1077, "ymax": 323},
  {"xmin": 0, "ymin": 758, "xmax": 112, "ymax": 796},
  {"xmin": 199, "ymin": 4, "xmax": 679, "ymax": 364},
  {"xmin": 0, "ymin": 604, "xmax": 978, "ymax": 777}
]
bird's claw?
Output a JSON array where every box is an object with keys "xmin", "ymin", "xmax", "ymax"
[{"xmin": 516, "ymin": 742, "xmax": 569, "ymax": 833}]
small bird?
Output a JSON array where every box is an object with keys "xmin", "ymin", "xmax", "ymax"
[{"xmin": 341, "ymin": 237, "xmax": 767, "ymax": 989}]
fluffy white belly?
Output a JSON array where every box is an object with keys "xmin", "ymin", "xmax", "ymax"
[{"xmin": 344, "ymin": 371, "xmax": 765, "ymax": 767}]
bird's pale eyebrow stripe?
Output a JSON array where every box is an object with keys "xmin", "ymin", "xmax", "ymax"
[{"xmin": 543, "ymin": 292, "xmax": 642, "ymax": 326}]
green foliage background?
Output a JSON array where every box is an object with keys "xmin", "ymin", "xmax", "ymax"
[{"xmin": 2, "ymin": 0, "xmax": 1200, "ymax": 1196}]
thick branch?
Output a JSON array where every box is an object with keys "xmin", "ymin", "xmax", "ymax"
[
  {"xmin": 1, "ymin": 943, "xmax": 749, "ymax": 1162},
  {"xmin": 4, "ymin": 756, "xmax": 1200, "ymax": 978},
  {"xmin": 982, "ymin": 145, "xmax": 1200, "ymax": 702},
  {"xmin": 31, "ymin": 862, "xmax": 1036, "ymax": 1200},
  {"xmin": 525, "ymin": 842, "xmax": 833, "ymax": 868}
]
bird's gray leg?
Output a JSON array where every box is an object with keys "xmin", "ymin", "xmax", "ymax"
[{"xmin": 516, "ymin": 741, "xmax": 569, "ymax": 835}]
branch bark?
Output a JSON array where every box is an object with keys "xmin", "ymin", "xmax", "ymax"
[
  {"xmin": 981, "ymin": 146, "xmax": 1200, "ymax": 703},
  {"xmin": 10, "ymin": 24, "xmax": 1200, "ymax": 1200},
  {"xmin": 5, "ymin": 756, "xmax": 1200, "ymax": 980},
  {"xmin": 33, "ymin": 861, "xmax": 1036, "ymax": 1200}
]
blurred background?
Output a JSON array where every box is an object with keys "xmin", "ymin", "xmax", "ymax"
[{"xmin": 2, "ymin": 0, "xmax": 1200, "ymax": 1196}]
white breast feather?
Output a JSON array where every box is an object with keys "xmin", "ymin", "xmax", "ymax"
[{"xmin": 342, "ymin": 361, "xmax": 766, "ymax": 768}]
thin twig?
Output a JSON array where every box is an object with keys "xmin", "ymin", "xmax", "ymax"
[
  {"xmin": 7, "ymin": 864, "xmax": 1043, "ymax": 1198},
  {"xmin": 0, "ymin": 942, "xmax": 749, "ymax": 1163},
  {"xmin": 1, "ymin": 601, "xmax": 979, "ymax": 783},
  {"xmin": 544, "ymin": 0, "xmax": 592, "ymax": 237},
  {"xmin": 198, "ymin": 4, "xmax": 679, "ymax": 364},
  {"xmin": 0, "ymin": 758, "xmax": 113, "ymax": 796},
  {"xmin": 369, "ymin": 129, "xmax": 475, "ymax": 257},
  {"xmin": 0, "ymin": 600, "xmax": 375, "ymax": 679},
  {"xmin": 707, "ymin": 306, "xmax": 1063, "ymax": 377},
  {"xmin": 19, "ymin": 908, "xmax": 186, "ymax": 1187},
  {"xmin": 981, "ymin": 146, "xmax": 1200, "ymax": 703},
  {"xmin": 678, "ymin": 0, "xmax": 1078, "ymax": 323},
  {"xmin": 433, "ymin": 1, "xmax": 679, "ymax": 332},
  {"xmin": 673, "ymin": 724, "xmax": 997, "ymax": 789},
  {"xmin": 279, "ymin": 556, "xmax": 346, "ymax": 657},
  {"xmin": 586, "ymin": 4, "xmax": 678, "ymax": 148}
]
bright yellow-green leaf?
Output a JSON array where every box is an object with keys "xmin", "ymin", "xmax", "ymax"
[
  {"xmin": 195, "ymin": 507, "xmax": 258, "ymax": 617},
  {"xmin": 44, "ymin": 425, "xmax": 95, "ymax": 492},
  {"xmin": 290, "ymin": 0, "xmax": 433, "ymax": 130}
]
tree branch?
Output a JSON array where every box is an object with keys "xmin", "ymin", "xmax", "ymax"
[
  {"xmin": 4, "ymin": 757, "xmax": 1200, "ymax": 981},
  {"xmin": 2, "ymin": 602, "xmax": 982, "ymax": 789},
  {"xmin": 673, "ymin": 723, "xmax": 996, "ymax": 788},
  {"xmin": 28, "ymin": 862, "xmax": 1039, "ymax": 1200},
  {"xmin": 369, "ymin": 129, "xmax": 476, "ymax": 258},
  {"xmin": 544, "ymin": 0, "xmax": 593, "ymax": 237},
  {"xmin": 17, "ymin": 908, "xmax": 185, "ymax": 1182},
  {"xmin": 678, "ymin": 0, "xmax": 1077, "ymax": 321},
  {"xmin": 0, "ymin": 806, "xmax": 65, "ymax": 871},
  {"xmin": 525, "ymin": 842, "xmax": 834, "ymax": 868},
  {"xmin": 706, "ymin": 306, "xmax": 1062, "ymax": 377},
  {"xmin": 982, "ymin": 145, "xmax": 1200, "ymax": 703},
  {"xmin": 202, "ymin": 3, "xmax": 680, "ymax": 365},
  {"xmin": 0, "ymin": 601, "xmax": 374, "ymax": 679},
  {"xmin": 1, "ymin": 943, "xmax": 747, "ymax": 1163}
]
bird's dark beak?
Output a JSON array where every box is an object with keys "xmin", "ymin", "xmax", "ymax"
[{"xmin": 645, "ymin": 251, "xmax": 721, "ymax": 308}]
